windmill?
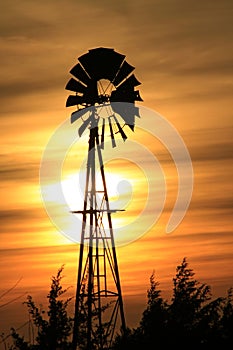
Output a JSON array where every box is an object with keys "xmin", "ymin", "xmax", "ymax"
[{"xmin": 66, "ymin": 47, "xmax": 143, "ymax": 350}]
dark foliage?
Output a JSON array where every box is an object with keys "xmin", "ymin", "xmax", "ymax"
[
  {"xmin": 9, "ymin": 266, "xmax": 110, "ymax": 350},
  {"xmin": 10, "ymin": 266, "xmax": 73, "ymax": 350},
  {"xmin": 113, "ymin": 258, "xmax": 233, "ymax": 349},
  {"xmin": 9, "ymin": 258, "xmax": 233, "ymax": 349}
]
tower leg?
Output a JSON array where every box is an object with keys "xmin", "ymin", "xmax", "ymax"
[
  {"xmin": 72, "ymin": 127, "xmax": 126, "ymax": 349},
  {"xmin": 96, "ymin": 137, "xmax": 126, "ymax": 333},
  {"xmin": 72, "ymin": 129, "xmax": 95, "ymax": 350}
]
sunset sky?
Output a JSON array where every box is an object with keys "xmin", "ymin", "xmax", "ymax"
[{"xmin": 1, "ymin": 0, "xmax": 233, "ymax": 345}]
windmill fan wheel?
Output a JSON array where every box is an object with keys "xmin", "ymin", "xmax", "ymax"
[{"xmin": 66, "ymin": 47, "xmax": 143, "ymax": 145}]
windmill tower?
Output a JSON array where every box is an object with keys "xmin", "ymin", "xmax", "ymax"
[{"xmin": 65, "ymin": 47, "xmax": 143, "ymax": 350}]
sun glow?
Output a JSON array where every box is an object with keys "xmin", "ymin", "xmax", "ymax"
[
  {"xmin": 61, "ymin": 164, "xmax": 148, "ymax": 211},
  {"xmin": 59, "ymin": 157, "xmax": 150, "ymax": 245}
]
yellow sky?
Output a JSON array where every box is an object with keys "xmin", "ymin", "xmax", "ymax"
[{"xmin": 1, "ymin": 0, "xmax": 233, "ymax": 343}]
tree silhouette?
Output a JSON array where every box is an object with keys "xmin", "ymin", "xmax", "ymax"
[
  {"xmin": 139, "ymin": 272, "xmax": 168, "ymax": 347},
  {"xmin": 10, "ymin": 266, "xmax": 72, "ymax": 350},
  {"xmin": 9, "ymin": 267, "xmax": 110, "ymax": 350},
  {"xmin": 8, "ymin": 258, "xmax": 233, "ymax": 349},
  {"xmin": 220, "ymin": 287, "xmax": 233, "ymax": 343},
  {"xmin": 166, "ymin": 257, "xmax": 211, "ymax": 346},
  {"xmin": 113, "ymin": 257, "xmax": 233, "ymax": 349}
]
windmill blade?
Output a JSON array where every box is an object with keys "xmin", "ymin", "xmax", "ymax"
[
  {"xmin": 82, "ymin": 80, "xmax": 99, "ymax": 105},
  {"xmin": 70, "ymin": 63, "xmax": 91, "ymax": 85},
  {"xmin": 110, "ymin": 89, "xmax": 143, "ymax": 103},
  {"xmin": 108, "ymin": 117, "xmax": 116, "ymax": 148},
  {"xmin": 111, "ymin": 103, "xmax": 141, "ymax": 131},
  {"xmin": 110, "ymin": 89, "xmax": 136, "ymax": 103},
  {"xmin": 121, "ymin": 112, "xmax": 135, "ymax": 131},
  {"xmin": 116, "ymin": 74, "xmax": 141, "ymax": 90},
  {"xmin": 122, "ymin": 105, "xmax": 141, "ymax": 131},
  {"xmin": 113, "ymin": 61, "xmax": 135, "ymax": 87},
  {"xmin": 112, "ymin": 115, "xmax": 127, "ymax": 141},
  {"xmin": 126, "ymin": 117, "xmax": 135, "ymax": 131},
  {"xmin": 67, "ymin": 81, "xmax": 99, "ymax": 107},
  {"xmin": 134, "ymin": 90, "xmax": 143, "ymax": 101},
  {"xmin": 78, "ymin": 48, "xmax": 125, "ymax": 81},
  {"xmin": 101, "ymin": 118, "xmax": 105, "ymax": 149},
  {"xmin": 78, "ymin": 114, "xmax": 93, "ymax": 137},
  {"xmin": 66, "ymin": 95, "xmax": 86, "ymax": 107},
  {"xmin": 65, "ymin": 78, "xmax": 86, "ymax": 94},
  {"xmin": 71, "ymin": 108, "xmax": 88, "ymax": 123},
  {"xmin": 133, "ymin": 105, "xmax": 140, "ymax": 118},
  {"xmin": 110, "ymin": 75, "xmax": 142, "ymax": 103}
]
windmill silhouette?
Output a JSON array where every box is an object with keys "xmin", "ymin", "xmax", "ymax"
[{"xmin": 66, "ymin": 47, "xmax": 143, "ymax": 349}]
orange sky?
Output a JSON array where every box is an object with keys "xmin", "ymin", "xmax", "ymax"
[{"xmin": 1, "ymin": 0, "xmax": 233, "ymax": 345}]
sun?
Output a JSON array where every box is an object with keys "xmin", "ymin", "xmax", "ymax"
[
  {"xmin": 61, "ymin": 170, "xmax": 134, "ymax": 213},
  {"xmin": 60, "ymin": 157, "xmax": 149, "ymax": 236}
]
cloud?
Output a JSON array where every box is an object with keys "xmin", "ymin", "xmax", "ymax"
[
  {"xmin": 0, "ymin": 208, "xmax": 43, "ymax": 221},
  {"xmin": 0, "ymin": 155, "xmax": 38, "ymax": 181},
  {"xmin": 0, "ymin": 0, "xmax": 232, "ymax": 120},
  {"xmin": 0, "ymin": 207, "xmax": 48, "ymax": 237},
  {"xmin": 190, "ymin": 142, "xmax": 233, "ymax": 162},
  {"xmin": 0, "ymin": 242, "xmax": 74, "ymax": 257}
]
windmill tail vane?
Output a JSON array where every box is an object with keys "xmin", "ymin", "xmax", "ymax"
[{"xmin": 66, "ymin": 47, "xmax": 143, "ymax": 350}]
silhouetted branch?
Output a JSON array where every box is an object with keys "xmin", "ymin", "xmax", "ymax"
[
  {"xmin": 0, "ymin": 292, "xmax": 28, "ymax": 309},
  {"xmin": 0, "ymin": 277, "xmax": 23, "ymax": 299}
]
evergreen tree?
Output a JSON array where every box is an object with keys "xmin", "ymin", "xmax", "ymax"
[
  {"xmin": 140, "ymin": 272, "xmax": 168, "ymax": 346},
  {"xmin": 10, "ymin": 266, "xmax": 72, "ymax": 350},
  {"xmin": 167, "ymin": 257, "xmax": 211, "ymax": 345},
  {"xmin": 112, "ymin": 257, "xmax": 233, "ymax": 349},
  {"xmin": 9, "ymin": 259, "xmax": 233, "ymax": 349},
  {"xmin": 220, "ymin": 288, "xmax": 233, "ymax": 344}
]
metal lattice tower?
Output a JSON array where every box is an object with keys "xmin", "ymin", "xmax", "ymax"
[{"xmin": 65, "ymin": 48, "xmax": 143, "ymax": 349}]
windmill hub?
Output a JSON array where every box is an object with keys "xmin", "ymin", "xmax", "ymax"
[
  {"xmin": 97, "ymin": 79, "xmax": 115, "ymax": 105},
  {"xmin": 98, "ymin": 94, "xmax": 109, "ymax": 104}
]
